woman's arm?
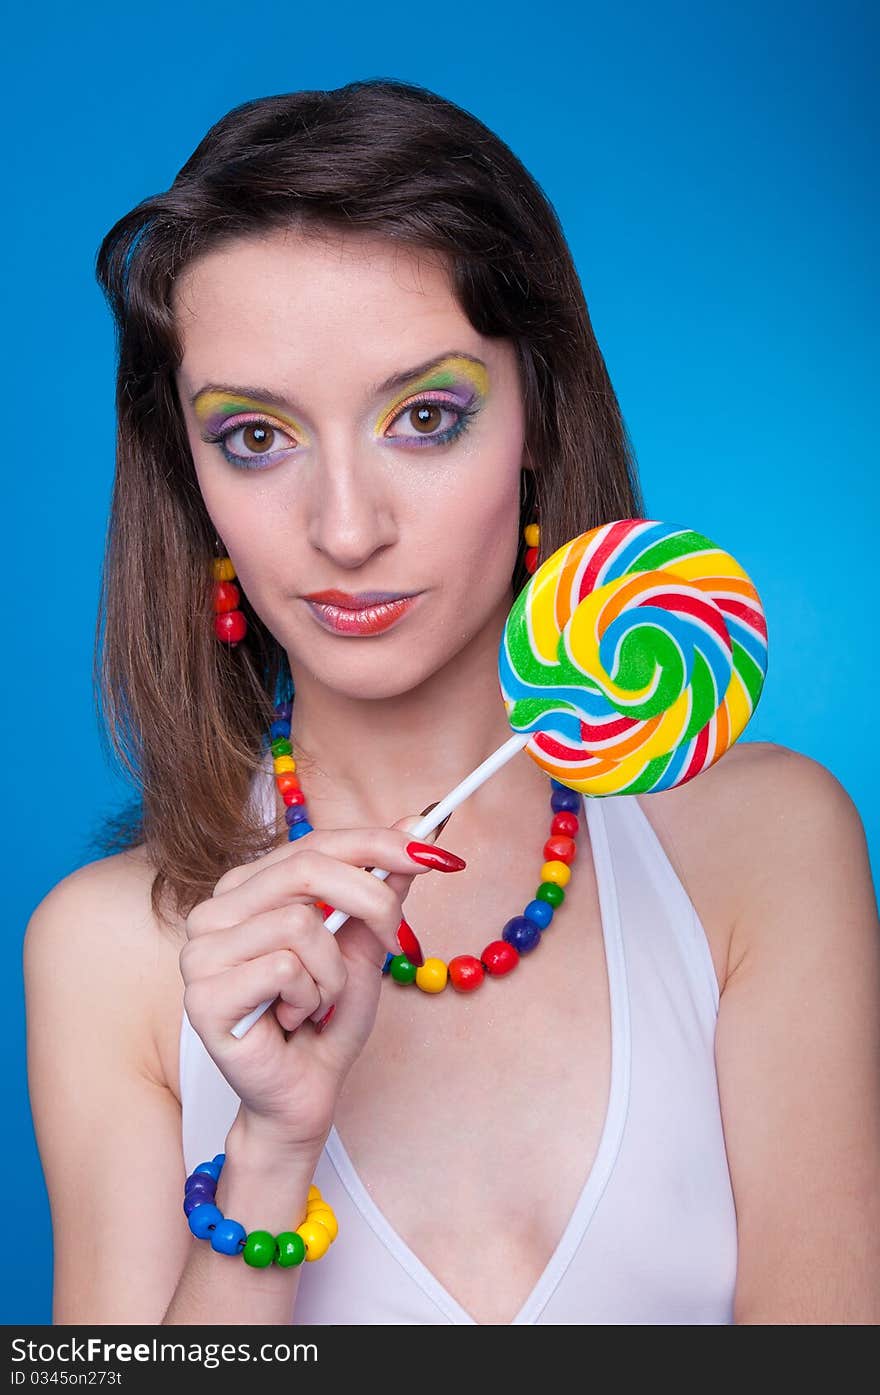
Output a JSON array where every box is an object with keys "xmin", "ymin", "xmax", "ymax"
[
  {"xmin": 23, "ymin": 853, "xmax": 315, "ymax": 1324},
  {"xmin": 714, "ymin": 746, "xmax": 880, "ymax": 1324}
]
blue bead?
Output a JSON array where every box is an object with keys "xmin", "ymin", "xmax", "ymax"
[
  {"xmin": 551, "ymin": 788, "xmax": 580, "ymax": 813},
  {"xmin": 211, "ymin": 1217, "xmax": 247, "ymax": 1255},
  {"xmin": 523, "ymin": 898, "xmax": 554, "ymax": 929},
  {"xmin": 550, "ymin": 778, "xmax": 572, "ymax": 791},
  {"xmin": 502, "ymin": 915, "xmax": 542, "ymax": 953},
  {"xmin": 275, "ymin": 700, "xmax": 293, "ymax": 720},
  {"xmin": 381, "ymin": 952, "xmax": 394, "ymax": 975},
  {"xmin": 212, "ymin": 1154, "xmax": 226, "ymax": 1169},
  {"xmin": 185, "ymin": 1175, "xmax": 216, "ymax": 1199},
  {"xmin": 270, "ymin": 719, "xmax": 291, "ymax": 740},
  {"xmin": 188, "ymin": 1202, "xmax": 223, "ymax": 1237},
  {"xmin": 285, "ymin": 805, "xmax": 309, "ymax": 827},
  {"xmin": 193, "ymin": 1160, "xmax": 222, "ymax": 1181},
  {"xmin": 288, "ymin": 822, "xmax": 313, "ymax": 841}
]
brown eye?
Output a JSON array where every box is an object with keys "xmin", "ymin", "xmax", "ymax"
[
  {"xmin": 242, "ymin": 423, "xmax": 276, "ymax": 453},
  {"xmin": 410, "ymin": 403, "xmax": 442, "ymax": 434}
]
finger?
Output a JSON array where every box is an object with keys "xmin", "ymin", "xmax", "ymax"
[
  {"xmin": 180, "ymin": 901, "xmax": 348, "ymax": 1011},
  {"xmin": 184, "ymin": 949, "xmax": 323, "ymax": 1047},
  {"xmin": 210, "ymin": 825, "xmax": 437, "ymax": 900}
]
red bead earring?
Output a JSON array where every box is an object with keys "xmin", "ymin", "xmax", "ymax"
[
  {"xmin": 523, "ymin": 521, "xmax": 540, "ymax": 575},
  {"xmin": 212, "ymin": 549, "xmax": 248, "ymax": 646}
]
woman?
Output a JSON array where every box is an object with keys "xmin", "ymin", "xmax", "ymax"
[{"xmin": 24, "ymin": 79, "xmax": 879, "ymax": 1326}]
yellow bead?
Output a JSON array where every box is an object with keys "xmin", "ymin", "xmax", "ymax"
[
  {"xmin": 297, "ymin": 1218, "xmax": 332, "ymax": 1261},
  {"xmin": 273, "ymin": 755, "xmax": 297, "ymax": 774},
  {"xmin": 540, "ymin": 859, "xmax": 571, "ymax": 887},
  {"xmin": 415, "ymin": 957, "xmax": 448, "ymax": 993},
  {"xmin": 307, "ymin": 1184, "xmax": 322, "ymax": 1202},
  {"xmin": 307, "ymin": 1207, "xmax": 339, "ymax": 1242},
  {"xmin": 306, "ymin": 1198, "xmax": 325, "ymax": 1213},
  {"xmin": 523, "ymin": 523, "xmax": 540, "ymax": 548},
  {"xmin": 211, "ymin": 557, "xmax": 236, "ymax": 581}
]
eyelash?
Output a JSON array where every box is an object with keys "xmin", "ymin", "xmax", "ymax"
[{"xmin": 201, "ymin": 394, "xmax": 480, "ymax": 471}]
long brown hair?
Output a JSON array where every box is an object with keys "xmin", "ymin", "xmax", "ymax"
[{"xmin": 91, "ymin": 77, "xmax": 645, "ymax": 932}]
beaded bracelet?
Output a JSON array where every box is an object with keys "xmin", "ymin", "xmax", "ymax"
[{"xmin": 184, "ymin": 1153, "xmax": 339, "ymax": 1266}]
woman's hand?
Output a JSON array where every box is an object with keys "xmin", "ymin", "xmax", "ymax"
[{"xmin": 179, "ymin": 816, "xmax": 461, "ymax": 1156}]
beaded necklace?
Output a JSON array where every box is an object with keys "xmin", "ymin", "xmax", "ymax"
[{"xmin": 265, "ymin": 698, "xmax": 581, "ymax": 995}]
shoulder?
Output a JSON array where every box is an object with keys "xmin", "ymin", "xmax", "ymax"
[{"xmin": 23, "ymin": 846, "xmax": 185, "ymax": 1089}]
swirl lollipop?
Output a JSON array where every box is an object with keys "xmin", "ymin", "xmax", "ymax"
[
  {"xmin": 231, "ymin": 518, "xmax": 767, "ymax": 1037},
  {"xmin": 498, "ymin": 518, "xmax": 768, "ymax": 795}
]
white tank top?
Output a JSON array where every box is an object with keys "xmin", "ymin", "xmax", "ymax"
[{"xmin": 179, "ymin": 755, "xmax": 738, "ymax": 1324}]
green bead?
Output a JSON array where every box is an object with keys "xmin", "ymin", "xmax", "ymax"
[
  {"xmin": 276, "ymin": 1231, "xmax": 307, "ymax": 1267},
  {"xmin": 536, "ymin": 881, "xmax": 565, "ymax": 907},
  {"xmin": 271, "ymin": 737, "xmax": 293, "ymax": 757},
  {"xmin": 389, "ymin": 953, "xmax": 417, "ymax": 984},
  {"xmin": 242, "ymin": 1230, "xmax": 278, "ymax": 1267}
]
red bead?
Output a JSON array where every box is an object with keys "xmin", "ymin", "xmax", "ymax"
[
  {"xmin": 282, "ymin": 788, "xmax": 306, "ymax": 807},
  {"xmin": 543, "ymin": 834, "xmax": 576, "ymax": 864},
  {"xmin": 524, "ymin": 547, "xmax": 538, "ymax": 574},
  {"xmin": 214, "ymin": 610, "xmax": 247, "ymax": 643},
  {"xmin": 448, "ymin": 955, "xmax": 485, "ymax": 992},
  {"xmin": 213, "ymin": 580, "xmax": 241, "ymax": 613},
  {"xmin": 276, "ymin": 772, "xmax": 301, "ymax": 796},
  {"xmin": 551, "ymin": 812, "xmax": 579, "ymax": 838},
  {"xmin": 481, "ymin": 940, "xmax": 519, "ymax": 976}
]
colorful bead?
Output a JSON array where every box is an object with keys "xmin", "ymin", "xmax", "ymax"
[
  {"xmin": 193, "ymin": 1160, "xmax": 222, "ymax": 1181},
  {"xmin": 271, "ymin": 737, "xmax": 293, "ymax": 757},
  {"xmin": 288, "ymin": 822, "xmax": 313, "ymax": 840},
  {"xmin": 242, "ymin": 1230, "xmax": 277, "ymax": 1268},
  {"xmin": 285, "ymin": 806, "xmax": 309, "ymax": 826},
  {"xmin": 210, "ymin": 1218, "xmax": 247, "ymax": 1255},
  {"xmin": 550, "ymin": 787, "xmax": 580, "ymax": 813},
  {"xmin": 415, "ymin": 957, "xmax": 448, "ymax": 993},
  {"xmin": 381, "ymin": 952, "xmax": 394, "ymax": 974},
  {"xmin": 536, "ymin": 881, "xmax": 565, "ymax": 907},
  {"xmin": 211, "ymin": 557, "xmax": 236, "ymax": 581},
  {"xmin": 188, "ymin": 1203, "xmax": 222, "ymax": 1238},
  {"xmin": 389, "ymin": 954, "xmax": 417, "ymax": 984},
  {"xmin": 297, "ymin": 1219, "xmax": 332, "ymax": 1261},
  {"xmin": 524, "ymin": 523, "xmax": 540, "ymax": 548},
  {"xmin": 214, "ymin": 611, "xmax": 247, "ymax": 644},
  {"xmin": 551, "ymin": 811, "xmax": 579, "ymax": 837},
  {"xmin": 269, "ymin": 719, "xmax": 291, "ymax": 740},
  {"xmin": 276, "ymin": 1231, "xmax": 307, "ymax": 1267},
  {"xmin": 481, "ymin": 940, "xmax": 519, "ymax": 975},
  {"xmin": 502, "ymin": 915, "xmax": 542, "ymax": 953},
  {"xmin": 275, "ymin": 699, "xmax": 293, "ymax": 720},
  {"xmin": 213, "ymin": 580, "xmax": 240, "ymax": 613},
  {"xmin": 307, "ymin": 1185, "xmax": 323, "ymax": 1203},
  {"xmin": 523, "ymin": 898, "xmax": 554, "ymax": 929},
  {"xmin": 524, "ymin": 547, "xmax": 539, "ymax": 574},
  {"xmin": 282, "ymin": 788, "xmax": 306, "ymax": 807},
  {"xmin": 307, "ymin": 1207, "xmax": 339, "ymax": 1241},
  {"xmin": 273, "ymin": 755, "xmax": 297, "ymax": 774},
  {"xmin": 448, "ymin": 955, "xmax": 485, "ymax": 991},
  {"xmin": 275, "ymin": 771, "xmax": 301, "ymax": 795},
  {"xmin": 183, "ymin": 1191, "xmax": 211, "ymax": 1217},
  {"xmin": 543, "ymin": 834, "xmax": 576, "ymax": 864},
  {"xmin": 540, "ymin": 859, "xmax": 572, "ymax": 888}
]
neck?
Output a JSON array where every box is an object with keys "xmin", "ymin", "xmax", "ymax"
[{"xmin": 283, "ymin": 591, "xmax": 548, "ymax": 834}]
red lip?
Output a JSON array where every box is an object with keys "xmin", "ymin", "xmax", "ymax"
[
  {"xmin": 304, "ymin": 589, "xmax": 413, "ymax": 607},
  {"xmin": 304, "ymin": 594, "xmax": 419, "ymax": 636}
]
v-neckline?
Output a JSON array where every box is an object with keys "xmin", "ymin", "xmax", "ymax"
[{"xmin": 323, "ymin": 792, "xmax": 633, "ymax": 1326}]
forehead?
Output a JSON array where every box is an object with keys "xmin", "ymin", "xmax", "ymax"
[{"xmin": 173, "ymin": 227, "xmax": 465, "ymax": 341}]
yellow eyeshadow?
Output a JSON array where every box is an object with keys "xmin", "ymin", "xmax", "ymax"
[
  {"xmin": 373, "ymin": 356, "xmax": 490, "ymax": 434},
  {"xmin": 193, "ymin": 391, "xmax": 309, "ymax": 439}
]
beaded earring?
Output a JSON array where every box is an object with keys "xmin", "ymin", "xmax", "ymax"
[
  {"xmin": 524, "ymin": 520, "xmax": 540, "ymax": 575},
  {"xmin": 212, "ymin": 544, "xmax": 248, "ymax": 646}
]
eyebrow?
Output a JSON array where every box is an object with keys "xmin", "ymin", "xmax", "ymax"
[{"xmin": 190, "ymin": 350, "xmax": 488, "ymax": 411}]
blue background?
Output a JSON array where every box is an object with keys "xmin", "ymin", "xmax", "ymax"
[{"xmin": 6, "ymin": 0, "xmax": 876, "ymax": 1324}]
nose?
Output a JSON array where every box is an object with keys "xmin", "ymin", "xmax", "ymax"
[{"xmin": 306, "ymin": 441, "xmax": 395, "ymax": 569}]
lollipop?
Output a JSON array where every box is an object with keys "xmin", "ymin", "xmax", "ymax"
[
  {"xmin": 498, "ymin": 518, "xmax": 768, "ymax": 795},
  {"xmin": 230, "ymin": 518, "xmax": 767, "ymax": 1037}
]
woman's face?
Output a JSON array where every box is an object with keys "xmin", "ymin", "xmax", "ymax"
[{"xmin": 173, "ymin": 226, "xmax": 529, "ymax": 699}]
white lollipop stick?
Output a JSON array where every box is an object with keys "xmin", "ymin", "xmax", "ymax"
[{"xmin": 229, "ymin": 731, "xmax": 531, "ymax": 1038}]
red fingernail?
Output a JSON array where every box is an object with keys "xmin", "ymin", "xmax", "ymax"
[
  {"xmin": 314, "ymin": 1004, "xmax": 336, "ymax": 1033},
  {"xmin": 396, "ymin": 917, "xmax": 424, "ymax": 967},
  {"xmin": 405, "ymin": 841, "xmax": 467, "ymax": 872}
]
